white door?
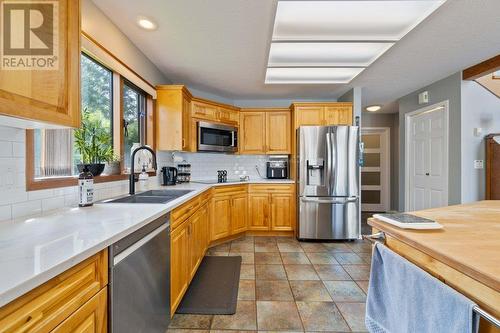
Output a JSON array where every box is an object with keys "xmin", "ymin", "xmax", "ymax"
[
  {"xmin": 406, "ymin": 102, "xmax": 448, "ymax": 211},
  {"xmin": 361, "ymin": 128, "xmax": 390, "ymax": 212}
]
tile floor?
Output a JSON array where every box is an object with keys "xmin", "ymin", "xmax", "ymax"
[{"xmin": 168, "ymin": 236, "xmax": 372, "ymax": 333}]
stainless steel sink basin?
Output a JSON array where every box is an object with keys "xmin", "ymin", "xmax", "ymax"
[{"xmin": 104, "ymin": 189, "xmax": 193, "ymax": 204}]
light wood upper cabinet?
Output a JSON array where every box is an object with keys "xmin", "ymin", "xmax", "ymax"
[
  {"xmin": 217, "ymin": 107, "xmax": 239, "ymax": 125},
  {"xmin": 192, "ymin": 101, "xmax": 218, "ymax": 121},
  {"xmin": 240, "ymin": 112, "xmax": 266, "ymax": 154},
  {"xmin": 266, "ymin": 111, "xmax": 291, "ymax": 154},
  {"xmin": 240, "ymin": 109, "xmax": 291, "ymax": 155},
  {"xmin": 0, "ymin": 0, "xmax": 81, "ymax": 128},
  {"xmin": 156, "ymin": 85, "xmax": 195, "ymax": 152},
  {"xmin": 231, "ymin": 194, "xmax": 248, "ymax": 234},
  {"xmin": 248, "ymin": 193, "xmax": 270, "ymax": 231},
  {"xmin": 293, "ymin": 103, "xmax": 353, "ymax": 127},
  {"xmin": 270, "ymin": 193, "xmax": 295, "ymax": 231}
]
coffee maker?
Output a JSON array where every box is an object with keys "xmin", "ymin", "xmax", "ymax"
[{"xmin": 161, "ymin": 166, "xmax": 178, "ymax": 185}]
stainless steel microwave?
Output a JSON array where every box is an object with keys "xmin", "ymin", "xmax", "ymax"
[{"xmin": 197, "ymin": 121, "xmax": 238, "ymax": 152}]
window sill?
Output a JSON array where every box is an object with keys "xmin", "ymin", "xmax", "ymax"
[{"xmin": 27, "ymin": 174, "xmax": 129, "ymax": 191}]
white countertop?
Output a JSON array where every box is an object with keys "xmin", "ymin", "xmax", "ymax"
[{"xmin": 0, "ymin": 179, "xmax": 294, "ymax": 307}]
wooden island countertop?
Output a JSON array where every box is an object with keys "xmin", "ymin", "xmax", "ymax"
[{"xmin": 368, "ymin": 200, "xmax": 500, "ymax": 330}]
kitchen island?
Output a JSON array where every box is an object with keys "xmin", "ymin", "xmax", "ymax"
[{"xmin": 368, "ymin": 201, "xmax": 500, "ymax": 333}]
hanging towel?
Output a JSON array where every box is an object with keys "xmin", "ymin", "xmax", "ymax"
[{"xmin": 366, "ymin": 243, "xmax": 479, "ymax": 333}]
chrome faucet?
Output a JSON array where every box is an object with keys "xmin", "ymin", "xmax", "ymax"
[{"xmin": 129, "ymin": 145, "xmax": 157, "ymax": 195}]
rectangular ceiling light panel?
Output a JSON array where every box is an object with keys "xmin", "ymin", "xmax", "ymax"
[
  {"xmin": 265, "ymin": 67, "xmax": 364, "ymax": 84},
  {"xmin": 272, "ymin": 1, "xmax": 446, "ymax": 41},
  {"xmin": 268, "ymin": 42, "xmax": 394, "ymax": 67}
]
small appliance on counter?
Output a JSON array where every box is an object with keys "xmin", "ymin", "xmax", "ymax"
[
  {"xmin": 161, "ymin": 166, "xmax": 177, "ymax": 186},
  {"xmin": 266, "ymin": 157, "xmax": 288, "ymax": 179}
]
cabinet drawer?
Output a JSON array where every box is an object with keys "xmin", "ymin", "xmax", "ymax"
[
  {"xmin": 248, "ymin": 184, "xmax": 294, "ymax": 193},
  {"xmin": 212, "ymin": 185, "xmax": 247, "ymax": 196},
  {"xmin": 0, "ymin": 251, "xmax": 107, "ymax": 333},
  {"xmin": 172, "ymin": 196, "xmax": 201, "ymax": 229},
  {"xmin": 51, "ymin": 287, "xmax": 107, "ymax": 333}
]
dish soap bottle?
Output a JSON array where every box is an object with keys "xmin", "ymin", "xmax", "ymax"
[
  {"xmin": 137, "ymin": 164, "xmax": 149, "ymax": 192},
  {"xmin": 78, "ymin": 165, "xmax": 94, "ymax": 207}
]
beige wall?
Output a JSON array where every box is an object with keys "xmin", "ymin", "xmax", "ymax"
[{"xmin": 82, "ymin": 0, "xmax": 170, "ymax": 86}]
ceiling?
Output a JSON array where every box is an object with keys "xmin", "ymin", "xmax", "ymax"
[{"xmin": 93, "ymin": 0, "xmax": 500, "ymax": 113}]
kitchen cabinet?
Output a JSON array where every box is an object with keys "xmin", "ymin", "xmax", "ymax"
[
  {"xmin": 231, "ymin": 194, "xmax": 248, "ymax": 234},
  {"xmin": 210, "ymin": 186, "xmax": 248, "ymax": 241},
  {"xmin": 51, "ymin": 288, "xmax": 107, "ymax": 333},
  {"xmin": 170, "ymin": 222, "xmax": 189, "ymax": 314},
  {"xmin": 191, "ymin": 99, "xmax": 239, "ymax": 125},
  {"xmin": 211, "ymin": 195, "xmax": 232, "ymax": 241},
  {"xmin": 293, "ymin": 103, "xmax": 353, "ymax": 126},
  {"xmin": 0, "ymin": 251, "xmax": 108, "ymax": 332},
  {"xmin": 0, "ymin": 0, "xmax": 81, "ymax": 128},
  {"xmin": 240, "ymin": 109, "xmax": 291, "ymax": 155},
  {"xmin": 156, "ymin": 85, "xmax": 195, "ymax": 152},
  {"xmin": 247, "ymin": 184, "xmax": 295, "ymax": 231},
  {"xmin": 192, "ymin": 100, "xmax": 218, "ymax": 121}
]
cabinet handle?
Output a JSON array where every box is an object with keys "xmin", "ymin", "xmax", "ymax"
[{"xmin": 182, "ymin": 138, "xmax": 186, "ymax": 148}]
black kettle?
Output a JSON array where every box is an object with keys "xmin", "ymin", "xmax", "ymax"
[{"xmin": 161, "ymin": 167, "xmax": 177, "ymax": 186}]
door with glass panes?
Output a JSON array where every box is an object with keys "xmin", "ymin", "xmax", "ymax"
[{"xmin": 361, "ymin": 128, "xmax": 390, "ymax": 212}]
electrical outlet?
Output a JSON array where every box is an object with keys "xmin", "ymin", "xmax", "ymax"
[{"xmin": 474, "ymin": 160, "xmax": 484, "ymax": 169}]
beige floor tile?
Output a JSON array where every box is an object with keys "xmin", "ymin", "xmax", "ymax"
[
  {"xmin": 355, "ymin": 280, "xmax": 369, "ymax": 294},
  {"xmin": 238, "ymin": 280, "xmax": 255, "ymax": 300},
  {"xmin": 255, "ymin": 280, "xmax": 294, "ymax": 301},
  {"xmin": 333, "ymin": 252, "xmax": 365, "ymax": 264},
  {"xmin": 289, "ymin": 280, "xmax": 332, "ymax": 301},
  {"xmin": 211, "ymin": 301, "xmax": 257, "ymax": 330},
  {"xmin": 284, "ymin": 264, "xmax": 320, "ymax": 280},
  {"xmin": 343, "ymin": 265, "xmax": 371, "ymax": 281},
  {"xmin": 346, "ymin": 240, "xmax": 372, "ymax": 253},
  {"xmin": 210, "ymin": 331, "xmax": 256, "ymax": 333},
  {"xmin": 281, "ymin": 252, "xmax": 311, "ymax": 265},
  {"xmin": 240, "ymin": 264, "xmax": 255, "ymax": 280},
  {"xmin": 255, "ymin": 264, "xmax": 287, "ymax": 280},
  {"xmin": 278, "ymin": 242, "xmax": 304, "ymax": 253},
  {"xmin": 254, "ymin": 236, "xmax": 276, "ymax": 244},
  {"xmin": 357, "ymin": 252, "xmax": 372, "ymax": 264},
  {"xmin": 230, "ymin": 242, "xmax": 254, "ymax": 252},
  {"xmin": 276, "ymin": 237, "xmax": 299, "ymax": 244},
  {"xmin": 322, "ymin": 242, "xmax": 353, "ymax": 253},
  {"xmin": 254, "ymin": 252, "xmax": 282, "ymax": 264},
  {"xmin": 169, "ymin": 314, "xmax": 213, "ymax": 329},
  {"xmin": 300, "ymin": 242, "xmax": 328, "ymax": 253},
  {"xmin": 208, "ymin": 243, "xmax": 231, "ymax": 252},
  {"xmin": 306, "ymin": 252, "xmax": 339, "ymax": 265},
  {"xmin": 206, "ymin": 251, "xmax": 229, "ymax": 256},
  {"xmin": 313, "ymin": 264, "xmax": 352, "ymax": 281},
  {"xmin": 323, "ymin": 280, "xmax": 366, "ymax": 302},
  {"xmin": 256, "ymin": 301, "xmax": 303, "ymax": 331},
  {"xmin": 336, "ymin": 302, "xmax": 368, "ymax": 332},
  {"xmin": 255, "ymin": 243, "xmax": 279, "ymax": 253},
  {"xmin": 229, "ymin": 251, "xmax": 254, "ymax": 264},
  {"xmin": 295, "ymin": 301, "xmax": 349, "ymax": 332},
  {"xmin": 168, "ymin": 329, "xmax": 209, "ymax": 333}
]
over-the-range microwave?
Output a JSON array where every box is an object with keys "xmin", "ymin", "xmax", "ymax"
[{"xmin": 197, "ymin": 121, "xmax": 238, "ymax": 153}]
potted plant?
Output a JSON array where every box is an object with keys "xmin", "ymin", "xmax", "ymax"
[
  {"xmin": 103, "ymin": 154, "xmax": 121, "ymax": 175},
  {"xmin": 74, "ymin": 110, "xmax": 114, "ymax": 177}
]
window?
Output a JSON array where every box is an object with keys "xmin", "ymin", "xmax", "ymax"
[
  {"xmin": 28, "ymin": 51, "xmax": 153, "ymax": 189},
  {"xmin": 122, "ymin": 80, "xmax": 147, "ymax": 171}
]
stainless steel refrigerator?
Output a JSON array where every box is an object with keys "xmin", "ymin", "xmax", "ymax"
[{"xmin": 297, "ymin": 126, "xmax": 360, "ymax": 240}]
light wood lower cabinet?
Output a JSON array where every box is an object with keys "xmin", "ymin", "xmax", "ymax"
[
  {"xmin": 0, "ymin": 251, "xmax": 108, "ymax": 333},
  {"xmin": 211, "ymin": 195, "xmax": 232, "ymax": 241},
  {"xmin": 170, "ymin": 221, "xmax": 189, "ymax": 314},
  {"xmin": 248, "ymin": 185, "xmax": 295, "ymax": 231},
  {"xmin": 51, "ymin": 288, "xmax": 107, "ymax": 333},
  {"xmin": 231, "ymin": 194, "xmax": 248, "ymax": 234},
  {"xmin": 248, "ymin": 194, "xmax": 270, "ymax": 231},
  {"xmin": 270, "ymin": 193, "xmax": 295, "ymax": 231}
]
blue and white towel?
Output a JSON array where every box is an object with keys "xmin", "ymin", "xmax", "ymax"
[{"xmin": 366, "ymin": 243, "xmax": 479, "ymax": 333}]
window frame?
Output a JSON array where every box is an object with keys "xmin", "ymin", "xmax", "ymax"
[{"xmin": 26, "ymin": 51, "xmax": 155, "ymax": 191}]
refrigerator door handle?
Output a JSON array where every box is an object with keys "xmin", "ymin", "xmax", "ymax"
[
  {"xmin": 326, "ymin": 132, "xmax": 332, "ymax": 195},
  {"xmin": 300, "ymin": 196, "xmax": 358, "ymax": 204}
]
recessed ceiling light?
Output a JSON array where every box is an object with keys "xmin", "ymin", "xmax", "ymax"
[
  {"xmin": 137, "ymin": 16, "xmax": 158, "ymax": 30},
  {"xmin": 272, "ymin": 1, "xmax": 445, "ymax": 41},
  {"xmin": 366, "ymin": 105, "xmax": 382, "ymax": 112},
  {"xmin": 265, "ymin": 67, "xmax": 364, "ymax": 84},
  {"xmin": 268, "ymin": 42, "xmax": 394, "ymax": 67}
]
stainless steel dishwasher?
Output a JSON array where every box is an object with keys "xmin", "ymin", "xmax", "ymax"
[{"xmin": 109, "ymin": 213, "xmax": 170, "ymax": 333}]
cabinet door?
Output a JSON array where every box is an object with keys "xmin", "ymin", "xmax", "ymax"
[
  {"xmin": 218, "ymin": 107, "xmax": 239, "ymax": 125},
  {"xmin": 51, "ymin": 288, "xmax": 107, "ymax": 333},
  {"xmin": 248, "ymin": 194, "xmax": 270, "ymax": 230},
  {"xmin": 211, "ymin": 196, "xmax": 232, "ymax": 241},
  {"xmin": 0, "ymin": 0, "xmax": 80, "ymax": 128},
  {"xmin": 199, "ymin": 203, "xmax": 210, "ymax": 252},
  {"xmin": 295, "ymin": 106, "xmax": 324, "ymax": 126},
  {"xmin": 240, "ymin": 112, "xmax": 266, "ymax": 154},
  {"xmin": 192, "ymin": 101, "xmax": 218, "ymax": 121},
  {"xmin": 171, "ymin": 223, "xmax": 189, "ymax": 313},
  {"xmin": 231, "ymin": 194, "xmax": 248, "ymax": 234},
  {"xmin": 188, "ymin": 213, "xmax": 201, "ymax": 280},
  {"xmin": 270, "ymin": 193, "xmax": 295, "ymax": 231},
  {"xmin": 182, "ymin": 96, "xmax": 194, "ymax": 151},
  {"xmin": 324, "ymin": 105, "xmax": 353, "ymax": 125},
  {"xmin": 266, "ymin": 111, "xmax": 291, "ymax": 154}
]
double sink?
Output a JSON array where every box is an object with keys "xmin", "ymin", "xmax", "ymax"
[{"xmin": 104, "ymin": 189, "xmax": 193, "ymax": 204}]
